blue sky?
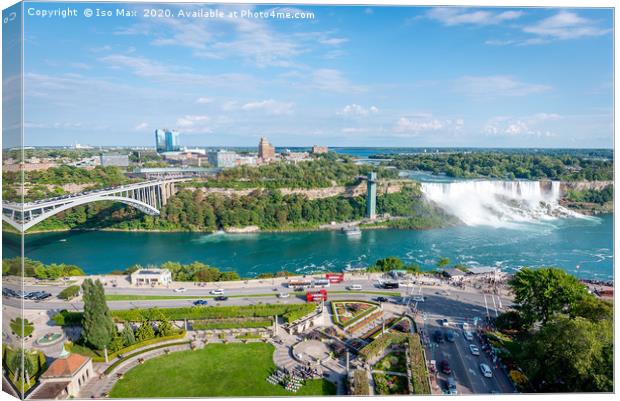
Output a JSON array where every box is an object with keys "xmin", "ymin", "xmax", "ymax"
[{"xmin": 20, "ymin": 2, "xmax": 613, "ymax": 147}]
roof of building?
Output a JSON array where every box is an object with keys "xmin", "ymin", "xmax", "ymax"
[
  {"xmin": 28, "ymin": 381, "xmax": 70, "ymax": 399},
  {"xmin": 41, "ymin": 354, "xmax": 89, "ymax": 379},
  {"xmin": 132, "ymin": 268, "xmax": 171, "ymax": 276}
]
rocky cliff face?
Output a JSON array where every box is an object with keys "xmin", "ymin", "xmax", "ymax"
[
  {"xmin": 189, "ymin": 180, "xmax": 419, "ymax": 200},
  {"xmin": 559, "ymin": 180, "xmax": 613, "ymax": 194}
]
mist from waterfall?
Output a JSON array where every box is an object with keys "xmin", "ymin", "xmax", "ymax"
[{"xmin": 420, "ymin": 180, "xmax": 583, "ymax": 227}]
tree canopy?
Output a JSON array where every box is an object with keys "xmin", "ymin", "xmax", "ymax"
[{"xmin": 81, "ymin": 279, "xmax": 115, "ymax": 350}]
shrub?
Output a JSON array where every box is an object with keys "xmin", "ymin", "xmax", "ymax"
[
  {"xmin": 58, "ymin": 285, "xmax": 81, "ymax": 300},
  {"xmin": 350, "ymin": 369, "xmax": 370, "ymax": 395},
  {"xmin": 359, "ymin": 333, "xmax": 407, "ymax": 360}
]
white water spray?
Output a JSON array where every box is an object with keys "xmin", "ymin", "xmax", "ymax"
[{"xmin": 421, "ymin": 180, "xmax": 581, "ymax": 227}]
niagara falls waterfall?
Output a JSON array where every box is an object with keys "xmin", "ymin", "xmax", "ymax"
[{"xmin": 420, "ymin": 180, "xmax": 581, "ymax": 227}]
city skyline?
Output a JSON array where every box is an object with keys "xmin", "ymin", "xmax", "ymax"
[{"xmin": 20, "ymin": 3, "xmax": 613, "ymax": 148}]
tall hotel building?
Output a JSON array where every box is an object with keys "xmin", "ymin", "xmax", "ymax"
[
  {"xmin": 155, "ymin": 129, "xmax": 180, "ymax": 153},
  {"xmin": 258, "ymin": 137, "xmax": 276, "ymax": 162}
]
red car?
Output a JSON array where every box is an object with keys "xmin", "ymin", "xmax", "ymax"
[{"xmin": 440, "ymin": 359, "xmax": 452, "ymax": 375}]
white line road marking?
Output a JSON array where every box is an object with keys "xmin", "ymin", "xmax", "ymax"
[
  {"xmin": 491, "ymin": 295, "xmax": 498, "ymax": 317},
  {"xmin": 483, "ymin": 294, "xmax": 490, "ymax": 318},
  {"xmin": 496, "ymin": 295, "xmax": 503, "ymax": 309}
]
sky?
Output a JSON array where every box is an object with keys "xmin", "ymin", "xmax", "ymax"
[{"xmin": 17, "ymin": 2, "xmax": 614, "ymax": 148}]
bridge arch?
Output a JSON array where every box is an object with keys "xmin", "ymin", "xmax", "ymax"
[{"xmin": 3, "ymin": 195, "xmax": 160, "ymax": 233}]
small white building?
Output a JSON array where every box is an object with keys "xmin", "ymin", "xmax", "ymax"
[
  {"xmin": 130, "ymin": 268, "xmax": 172, "ymax": 287},
  {"xmin": 29, "ymin": 353, "xmax": 93, "ymax": 399}
]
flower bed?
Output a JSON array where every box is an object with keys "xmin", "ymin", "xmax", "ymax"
[
  {"xmin": 331, "ymin": 301, "xmax": 380, "ymax": 328},
  {"xmin": 373, "ymin": 372, "xmax": 409, "ymax": 395},
  {"xmin": 345, "ymin": 310, "xmax": 383, "ymax": 334},
  {"xmin": 374, "ymin": 351, "xmax": 407, "ymax": 373}
]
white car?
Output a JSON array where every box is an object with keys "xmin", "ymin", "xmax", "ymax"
[
  {"xmin": 462, "ymin": 322, "xmax": 470, "ymax": 331},
  {"xmin": 412, "ymin": 296, "xmax": 425, "ymax": 302},
  {"xmin": 463, "ymin": 331, "xmax": 474, "ymax": 341},
  {"xmin": 210, "ymin": 289, "xmax": 225, "ymax": 295},
  {"xmin": 469, "ymin": 344, "xmax": 480, "ymax": 356},
  {"xmin": 173, "ymin": 288, "xmax": 187, "ymax": 293},
  {"xmin": 278, "ymin": 293, "xmax": 290, "ymax": 298},
  {"xmin": 348, "ymin": 284, "xmax": 363, "ymax": 291},
  {"xmin": 480, "ymin": 363, "xmax": 493, "ymax": 378}
]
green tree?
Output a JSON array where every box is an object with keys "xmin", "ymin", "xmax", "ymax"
[
  {"xmin": 508, "ymin": 268, "xmax": 589, "ymax": 326},
  {"xmin": 120, "ymin": 324, "xmax": 136, "ymax": 346},
  {"xmin": 520, "ymin": 316, "xmax": 612, "ymax": 392},
  {"xmin": 81, "ymin": 279, "xmax": 115, "ymax": 350},
  {"xmin": 157, "ymin": 316, "xmax": 174, "ymax": 337},
  {"xmin": 135, "ymin": 319, "xmax": 155, "ymax": 342}
]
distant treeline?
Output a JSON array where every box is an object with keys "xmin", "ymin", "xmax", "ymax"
[
  {"xmin": 191, "ymin": 155, "xmax": 398, "ymax": 189},
  {"xmin": 25, "ymin": 186, "xmax": 451, "ymax": 232},
  {"xmin": 2, "ymin": 257, "xmax": 85, "ymax": 279},
  {"xmin": 378, "ymin": 153, "xmax": 613, "ymax": 181}
]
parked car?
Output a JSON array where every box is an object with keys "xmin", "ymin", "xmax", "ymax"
[
  {"xmin": 433, "ymin": 330, "xmax": 444, "ymax": 343},
  {"xmin": 174, "ymin": 288, "xmax": 187, "ymax": 293},
  {"xmin": 440, "ymin": 359, "xmax": 452, "ymax": 375},
  {"xmin": 210, "ymin": 289, "xmax": 225, "ymax": 295},
  {"xmin": 469, "ymin": 344, "xmax": 480, "ymax": 356},
  {"xmin": 445, "ymin": 330, "xmax": 456, "ymax": 342},
  {"xmin": 375, "ymin": 296, "xmax": 388, "ymax": 302},
  {"xmin": 480, "ymin": 363, "xmax": 492, "ymax": 378},
  {"xmin": 463, "ymin": 331, "xmax": 474, "ymax": 341},
  {"xmin": 193, "ymin": 300, "xmax": 208, "ymax": 306},
  {"xmin": 214, "ymin": 296, "xmax": 228, "ymax": 301}
]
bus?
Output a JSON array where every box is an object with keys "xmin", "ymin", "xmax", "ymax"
[
  {"xmin": 312, "ymin": 278, "xmax": 330, "ymax": 288},
  {"xmin": 325, "ymin": 273, "xmax": 345, "ymax": 283},
  {"xmin": 306, "ymin": 289, "xmax": 328, "ymax": 302}
]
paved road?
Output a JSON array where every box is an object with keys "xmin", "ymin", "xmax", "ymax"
[{"xmin": 415, "ymin": 288, "xmax": 514, "ymax": 394}]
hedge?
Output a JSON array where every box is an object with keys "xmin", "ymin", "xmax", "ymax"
[
  {"xmin": 58, "ymin": 285, "xmax": 81, "ymax": 300},
  {"xmin": 358, "ymin": 333, "xmax": 408, "ymax": 360},
  {"xmin": 103, "ymin": 340, "xmax": 191, "ymax": 375},
  {"xmin": 52, "ymin": 310, "xmax": 82, "ymax": 326},
  {"xmin": 350, "ymin": 369, "xmax": 370, "ymax": 395},
  {"xmin": 407, "ymin": 334, "xmax": 431, "ymax": 394},
  {"xmin": 68, "ymin": 331, "xmax": 187, "ymax": 362},
  {"xmin": 192, "ymin": 318, "xmax": 272, "ymax": 330}
]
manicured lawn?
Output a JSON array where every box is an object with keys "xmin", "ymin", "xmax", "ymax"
[{"xmin": 109, "ymin": 342, "xmax": 337, "ymax": 397}]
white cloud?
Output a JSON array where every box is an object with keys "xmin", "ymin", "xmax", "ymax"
[
  {"xmin": 174, "ymin": 115, "xmax": 213, "ymax": 134},
  {"xmin": 427, "ymin": 8, "xmax": 523, "ymax": 26},
  {"xmin": 320, "ymin": 37, "xmax": 349, "ymax": 46},
  {"xmin": 342, "ymin": 127, "xmax": 372, "ymax": 134},
  {"xmin": 339, "ymin": 104, "xmax": 379, "ymax": 116},
  {"xmin": 523, "ymin": 11, "xmax": 611, "ymax": 40},
  {"xmin": 455, "ymin": 75, "xmax": 551, "ymax": 97},
  {"xmin": 241, "ymin": 99, "xmax": 294, "ymax": 115},
  {"xmin": 394, "ymin": 116, "xmax": 464, "ymax": 135},
  {"xmin": 311, "ymin": 69, "xmax": 365, "ymax": 93},
  {"xmin": 196, "ymin": 97, "xmax": 214, "ymax": 104},
  {"xmin": 134, "ymin": 122, "xmax": 149, "ymax": 131},
  {"xmin": 484, "ymin": 113, "xmax": 560, "ymax": 137}
]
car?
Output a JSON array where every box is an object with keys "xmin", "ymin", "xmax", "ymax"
[
  {"xmin": 210, "ymin": 289, "xmax": 224, "ymax": 295},
  {"xmin": 462, "ymin": 322, "xmax": 470, "ymax": 331},
  {"xmin": 412, "ymin": 296, "xmax": 425, "ymax": 302},
  {"xmin": 469, "ymin": 344, "xmax": 480, "ymax": 356},
  {"xmin": 348, "ymin": 284, "xmax": 363, "ymax": 291},
  {"xmin": 278, "ymin": 293, "xmax": 290, "ymax": 298},
  {"xmin": 193, "ymin": 300, "xmax": 208, "ymax": 306},
  {"xmin": 214, "ymin": 296, "xmax": 228, "ymax": 301},
  {"xmin": 480, "ymin": 363, "xmax": 492, "ymax": 378},
  {"xmin": 433, "ymin": 330, "xmax": 444, "ymax": 343},
  {"xmin": 441, "ymin": 318, "xmax": 449, "ymax": 326},
  {"xmin": 440, "ymin": 359, "xmax": 452, "ymax": 375},
  {"xmin": 445, "ymin": 330, "xmax": 455, "ymax": 342},
  {"xmin": 375, "ymin": 296, "xmax": 388, "ymax": 302},
  {"xmin": 34, "ymin": 292, "xmax": 51, "ymax": 301},
  {"xmin": 463, "ymin": 331, "xmax": 474, "ymax": 341},
  {"xmin": 174, "ymin": 288, "xmax": 187, "ymax": 293}
]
